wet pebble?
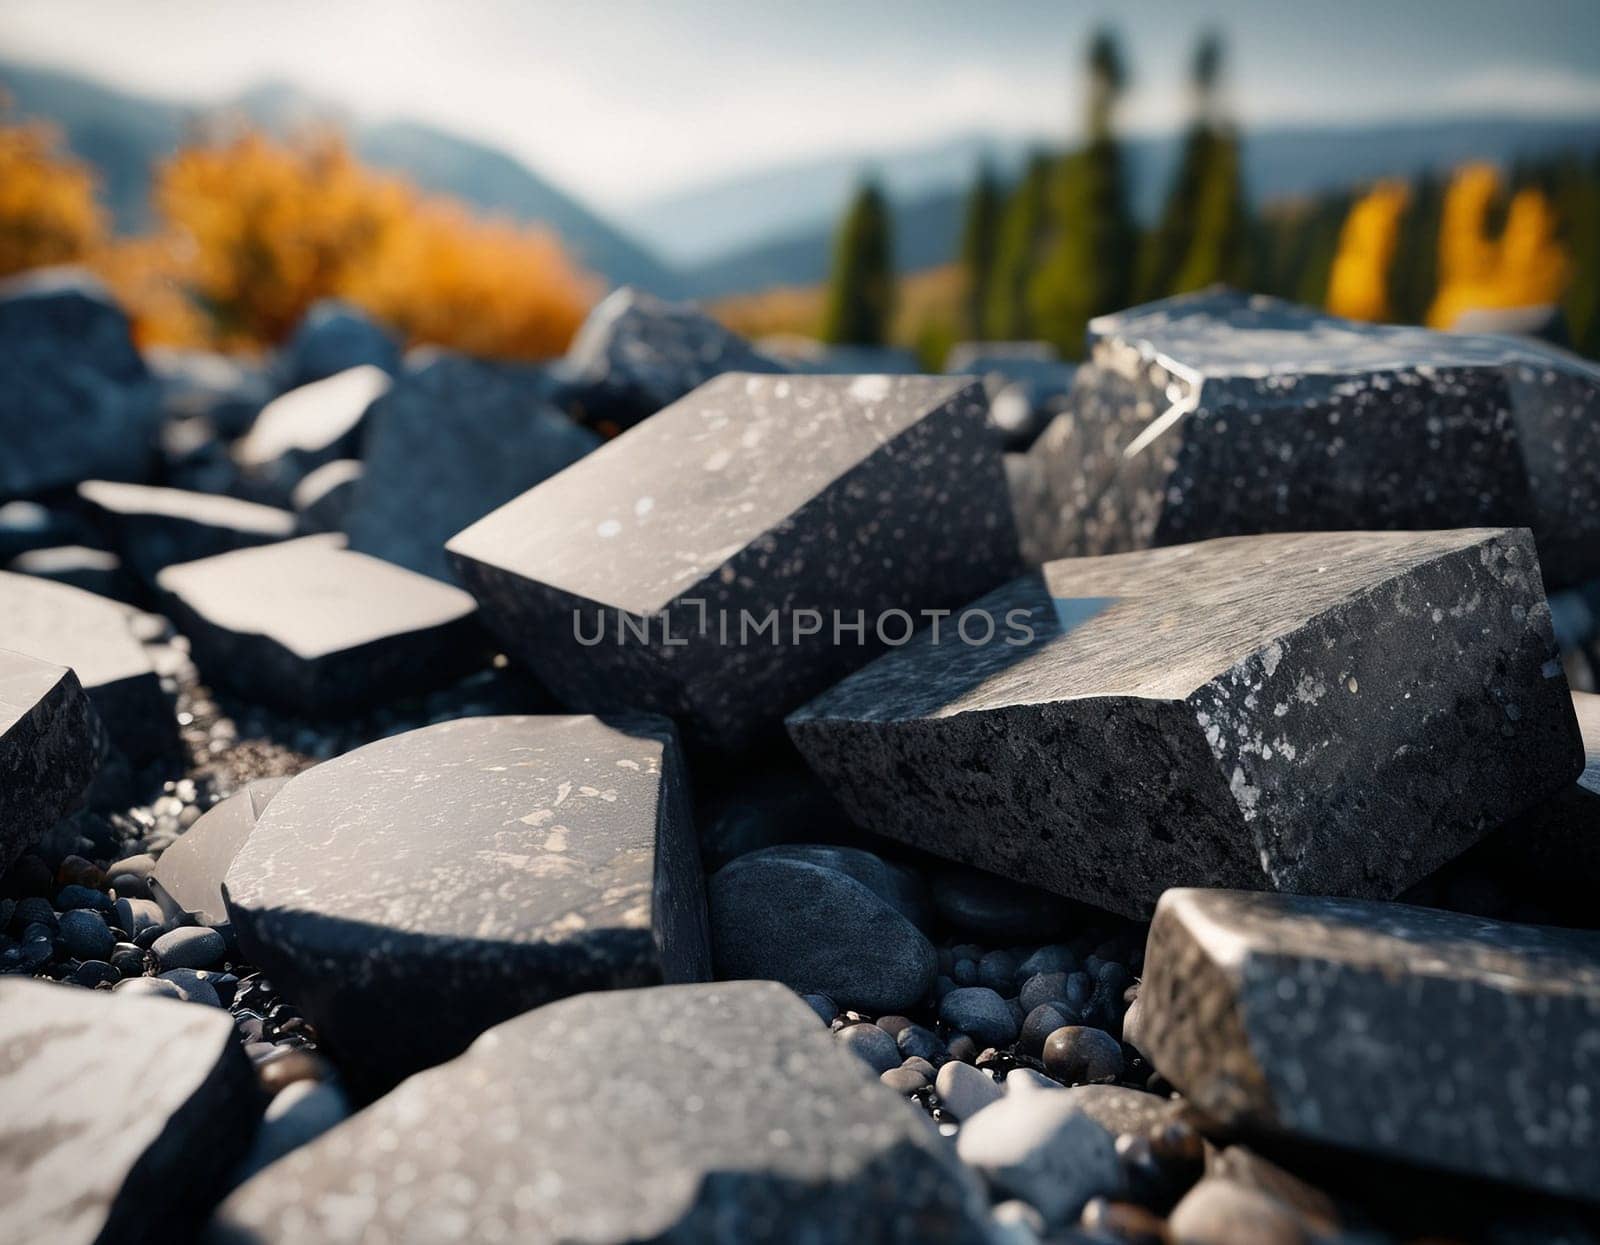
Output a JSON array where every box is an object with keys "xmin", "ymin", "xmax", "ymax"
[
  {"xmin": 1020, "ymin": 1003, "xmax": 1072, "ymax": 1055},
  {"xmin": 800, "ymin": 993, "xmax": 837, "ymax": 1026},
  {"xmin": 1043, "ymin": 1025, "xmax": 1124, "ymax": 1085},
  {"xmin": 152, "ymin": 926, "xmax": 226, "ymax": 970},
  {"xmin": 836, "ymin": 1021, "xmax": 902, "ymax": 1074},
  {"xmin": 55, "ymin": 884, "xmax": 113, "ymax": 913},
  {"xmin": 939, "ymin": 987, "xmax": 1018, "ymax": 1047},
  {"xmin": 896, "ymin": 1022, "xmax": 944, "ymax": 1063},
  {"xmin": 881, "ymin": 1066, "xmax": 928, "ymax": 1094},
  {"xmin": 57, "ymin": 909, "xmax": 114, "ymax": 961}
]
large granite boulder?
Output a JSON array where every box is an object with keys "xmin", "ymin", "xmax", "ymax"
[
  {"xmin": 222, "ymin": 714, "xmax": 709, "ymax": 1090},
  {"xmin": 343, "ymin": 350, "xmax": 600, "ymax": 581},
  {"xmin": 1022, "ymin": 289, "xmax": 1600, "ymax": 587},
  {"xmin": 449, "ymin": 373, "xmax": 1018, "ymax": 750},
  {"xmin": 207, "ymin": 981, "xmax": 990, "ymax": 1244},
  {"xmin": 156, "ymin": 534, "xmax": 484, "ymax": 716},
  {"xmin": 77, "ymin": 480, "xmax": 296, "ymax": 585},
  {"xmin": 150, "ymin": 776, "xmax": 289, "ymax": 931},
  {"xmin": 281, "ymin": 299, "xmax": 400, "ymax": 389},
  {"xmin": 0, "ymin": 267, "xmax": 158, "ymax": 498},
  {"xmin": 788, "ymin": 528, "xmax": 1581, "ymax": 918},
  {"xmin": 233, "ymin": 365, "xmax": 390, "ymax": 494},
  {"xmin": 0, "ymin": 571, "xmax": 171, "ymax": 761},
  {"xmin": 0, "ymin": 977, "xmax": 260, "ymax": 1245},
  {"xmin": 553, "ymin": 286, "xmax": 789, "ymax": 429},
  {"xmin": 0, "ymin": 648, "xmax": 104, "ymax": 873},
  {"xmin": 1139, "ymin": 888, "xmax": 1600, "ymax": 1202}
]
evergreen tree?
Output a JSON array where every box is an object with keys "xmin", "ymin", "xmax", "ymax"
[
  {"xmin": 1028, "ymin": 27, "xmax": 1139, "ymax": 357},
  {"xmin": 821, "ymin": 179, "xmax": 895, "ymax": 346},
  {"xmin": 958, "ymin": 159, "xmax": 1002, "ymax": 340},
  {"xmin": 1387, "ymin": 171, "xmax": 1443, "ymax": 324},
  {"xmin": 984, "ymin": 151, "xmax": 1051, "ymax": 339}
]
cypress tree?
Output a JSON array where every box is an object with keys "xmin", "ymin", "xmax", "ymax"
[
  {"xmin": 984, "ymin": 151, "xmax": 1051, "ymax": 339},
  {"xmin": 821, "ymin": 179, "xmax": 895, "ymax": 347},
  {"xmin": 958, "ymin": 159, "xmax": 1002, "ymax": 340}
]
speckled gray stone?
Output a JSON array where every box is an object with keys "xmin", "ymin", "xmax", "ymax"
[
  {"xmin": 156, "ymin": 535, "xmax": 484, "ymax": 716},
  {"xmin": 0, "ymin": 648, "xmax": 103, "ymax": 874},
  {"xmin": 77, "ymin": 479, "xmax": 295, "ymax": 585},
  {"xmin": 151, "ymin": 777, "xmax": 288, "ymax": 931},
  {"xmin": 1140, "ymin": 887, "xmax": 1600, "ymax": 1201},
  {"xmin": 207, "ymin": 981, "xmax": 991, "ymax": 1244},
  {"xmin": 222, "ymin": 714, "xmax": 709, "ymax": 1091},
  {"xmin": 234, "ymin": 364, "xmax": 390, "ymax": 489},
  {"xmin": 343, "ymin": 350, "xmax": 600, "ymax": 581},
  {"xmin": 0, "ymin": 571, "xmax": 170, "ymax": 761},
  {"xmin": 449, "ymin": 372, "xmax": 1018, "ymax": 750},
  {"xmin": 1024, "ymin": 289, "xmax": 1600, "ymax": 587},
  {"xmin": 0, "ymin": 977, "xmax": 259, "ymax": 1245},
  {"xmin": 789, "ymin": 528, "xmax": 1581, "ymax": 918}
]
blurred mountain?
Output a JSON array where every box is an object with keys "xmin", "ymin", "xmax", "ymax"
[{"xmin": 0, "ymin": 59, "xmax": 683, "ymax": 294}]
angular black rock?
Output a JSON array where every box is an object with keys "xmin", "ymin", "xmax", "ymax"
[
  {"xmin": 8, "ymin": 544, "xmax": 132, "ymax": 602},
  {"xmin": 343, "ymin": 350, "xmax": 599, "ymax": 580},
  {"xmin": 788, "ymin": 528, "xmax": 1581, "ymax": 918},
  {"xmin": 0, "ymin": 978, "xmax": 259, "ymax": 1245},
  {"xmin": 208, "ymin": 981, "xmax": 989, "ymax": 1244},
  {"xmin": 233, "ymin": 364, "xmax": 391, "ymax": 492},
  {"xmin": 553, "ymin": 286, "xmax": 789, "ymax": 428},
  {"xmin": 77, "ymin": 479, "xmax": 296, "ymax": 586},
  {"xmin": 449, "ymin": 372, "xmax": 1019, "ymax": 750},
  {"xmin": 146, "ymin": 346, "xmax": 272, "ymax": 439},
  {"xmin": 0, "ymin": 648, "xmax": 103, "ymax": 873},
  {"xmin": 0, "ymin": 267, "xmax": 158, "ymax": 499},
  {"xmin": 156, "ymin": 534, "xmax": 483, "ymax": 716},
  {"xmin": 222, "ymin": 714, "xmax": 709, "ymax": 1090},
  {"xmin": 1139, "ymin": 887, "xmax": 1600, "ymax": 1202},
  {"xmin": 282, "ymin": 299, "xmax": 401, "ymax": 389},
  {"xmin": 289, "ymin": 459, "xmax": 363, "ymax": 534},
  {"xmin": 150, "ymin": 777, "xmax": 289, "ymax": 930},
  {"xmin": 947, "ymin": 343, "xmax": 1076, "ymax": 450},
  {"xmin": 1023, "ymin": 289, "xmax": 1600, "ymax": 587},
  {"xmin": 0, "ymin": 571, "xmax": 171, "ymax": 761}
]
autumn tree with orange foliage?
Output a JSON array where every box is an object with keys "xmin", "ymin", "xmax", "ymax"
[
  {"xmin": 0, "ymin": 118, "xmax": 107, "ymax": 277},
  {"xmin": 1325, "ymin": 181, "xmax": 1409, "ymax": 322},
  {"xmin": 1427, "ymin": 163, "xmax": 1568, "ymax": 328}
]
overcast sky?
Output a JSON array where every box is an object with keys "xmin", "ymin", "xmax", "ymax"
[{"xmin": 3, "ymin": 0, "xmax": 1597, "ymax": 211}]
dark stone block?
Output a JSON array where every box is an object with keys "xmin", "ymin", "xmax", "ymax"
[
  {"xmin": 77, "ymin": 479, "xmax": 296, "ymax": 586},
  {"xmin": 207, "ymin": 981, "xmax": 990, "ymax": 1244},
  {"xmin": 0, "ymin": 977, "xmax": 259, "ymax": 1245},
  {"xmin": 156, "ymin": 534, "xmax": 484, "ymax": 716},
  {"xmin": 146, "ymin": 347, "xmax": 272, "ymax": 440},
  {"xmin": 282, "ymin": 299, "xmax": 401, "ymax": 389},
  {"xmin": 1140, "ymin": 887, "xmax": 1600, "ymax": 1202},
  {"xmin": 289, "ymin": 460, "xmax": 363, "ymax": 534},
  {"xmin": 150, "ymin": 777, "xmax": 289, "ymax": 930},
  {"xmin": 8, "ymin": 545, "xmax": 133, "ymax": 602},
  {"xmin": 233, "ymin": 365, "xmax": 390, "ymax": 495},
  {"xmin": 222, "ymin": 713, "xmax": 709, "ymax": 1092},
  {"xmin": 0, "ymin": 649, "xmax": 104, "ymax": 874},
  {"xmin": 449, "ymin": 372, "xmax": 1019, "ymax": 750},
  {"xmin": 788, "ymin": 528, "xmax": 1580, "ymax": 918}
]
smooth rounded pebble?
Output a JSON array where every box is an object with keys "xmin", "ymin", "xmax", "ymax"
[
  {"xmin": 935, "ymin": 1058, "xmax": 1003, "ymax": 1121},
  {"xmin": 152, "ymin": 926, "xmax": 226, "ymax": 970},
  {"xmin": 1020, "ymin": 1004, "xmax": 1071, "ymax": 1054},
  {"xmin": 1167, "ymin": 1178, "xmax": 1308, "ymax": 1245},
  {"xmin": 157, "ymin": 969, "xmax": 222, "ymax": 1006},
  {"xmin": 939, "ymin": 987, "xmax": 1018, "ymax": 1048},
  {"xmin": 58, "ymin": 909, "xmax": 115, "ymax": 961},
  {"xmin": 801, "ymin": 993, "xmax": 837, "ymax": 1026},
  {"xmin": 896, "ymin": 1023, "xmax": 944, "ymax": 1062},
  {"xmin": 836, "ymin": 1021, "xmax": 902, "ymax": 1074},
  {"xmin": 1004, "ymin": 1068, "xmax": 1060, "ymax": 1094},
  {"xmin": 880, "ymin": 1066, "xmax": 928, "ymax": 1094},
  {"xmin": 113, "ymin": 976, "xmax": 184, "ymax": 1000},
  {"xmin": 955, "ymin": 1091, "xmax": 1121, "ymax": 1227},
  {"xmin": 1043, "ymin": 1025, "xmax": 1123, "ymax": 1084}
]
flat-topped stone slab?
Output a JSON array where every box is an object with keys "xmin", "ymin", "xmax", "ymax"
[
  {"xmin": 1028, "ymin": 288, "xmax": 1600, "ymax": 587},
  {"xmin": 1139, "ymin": 888, "xmax": 1600, "ymax": 1201},
  {"xmin": 8, "ymin": 544, "xmax": 131, "ymax": 601},
  {"xmin": 234, "ymin": 364, "xmax": 391, "ymax": 489},
  {"xmin": 344, "ymin": 351, "xmax": 599, "ymax": 581},
  {"xmin": 222, "ymin": 714, "xmax": 709, "ymax": 1090},
  {"xmin": 449, "ymin": 372, "xmax": 1018, "ymax": 750},
  {"xmin": 0, "ymin": 648, "xmax": 103, "ymax": 873},
  {"xmin": 208, "ymin": 981, "xmax": 990, "ymax": 1244},
  {"xmin": 156, "ymin": 535, "xmax": 483, "ymax": 716},
  {"xmin": 151, "ymin": 776, "xmax": 290, "ymax": 931},
  {"xmin": 0, "ymin": 977, "xmax": 259, "ymax": 1245},
  {"xmin": 0, "ymin": 570, "xmax": 170, "ymax": 761},
  {"xmin": 290, "ymin": 459, "xmax": 363, "ymax": 534},
  {"xmin": 788, "ymin": 528, "xmax": 1580, "ymax": 918},
  {"xmin": 78, "ymin": 479, "xmax": 296, "ymax": 585}
]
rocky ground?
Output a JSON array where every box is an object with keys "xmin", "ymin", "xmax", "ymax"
[{"xmin": 4, "ymin": 274, "xmax": 1600, "ymax": 1243}]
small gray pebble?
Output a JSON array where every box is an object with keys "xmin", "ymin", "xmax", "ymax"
[
  {"xmin": 939, "ymin": 987, "xmax": 1018, "ymax": 1048},
  {"xmin": 152, "ymin": 926, "xmax": 226, "ymax": 970},
  {"xmin": 836, "ymin": 1022, "xmax": 901, "ymax": 1074},
  {"xmin": 935, "ymin": 1058, "xmax": 1003, "ymax": 1121}
]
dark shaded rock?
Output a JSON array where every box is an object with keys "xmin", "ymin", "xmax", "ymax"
[
  {"xmin": 283, "ymin": 300, "xmax": 400, "ymax": 389},
  {"xmin": 694, "ymin": 749, "xmax": 861, "ymax": 870},
  {"xmin": 223, "ymin": 714, "xmax": 709, "ymax": 1091},
  {"xmin": 0, "ymin": 500, "xmax": 98, "ymax": 564},
  {"xmin": 449, "ymin": 372, "xmax": 1018, "ymax": 750},
  {"xmin": 208, "ymin": 981, "xmax": 990, "ymax": 1243},
  {"xmin": 77, "ymin": 479, "xmax": 296, "ymax": 585},
  {"xmin": 58, "ymin": 908, "xmax": 114, "ymax": 960},
  {"xmin": 151, "ymin": 778, "xmax": 288, "ymax": 931},
  {"xmin": 233, "ymin": 365, "xmax": 390, "ymax": 494},
  {"xmin": 929, "ymin": 867, "xmax": 1072, "ymax": 941},
  {"xmin": 0, "ymin": 571, "xmax": 172, "ymax": 761},
  {"xmin": 947, "ymin": 343, "xmax": 1075, "ymax": 450},
  {"xmin": 343, "ymin": 350, "xmax": 599, "ymax": 581},
  {"xmin": 289, "ymin": 460, "xmax": 362, "ymax": 534},
  {"xmin": 0, "ymin": 649, "xmax": 103, "ymax": 874},
  {"xmin": 0, "ymin": 267, "xmax": 158, "ymax": 498},
  {"xmin": 153, "ymin": 925, "xmax": 227, "ymax": 970},
  {"xmin": 837, "ymin": 1020, "xmax": 902, "ymax": 1073},
  {"xmin": 552, "ymin": 286, "xmax": 789, "ymax": 429},
  {"xmin": 156, "ymin": 535, "xmax": 484, "ymax": 716},
  {"xmin": 146, "ymin": 347, "xmax": 272, "ymax": 440},
  {"xmin": 231, "ymin": 1079, "xmax": 351, "ymax": 1186},
  {"xmin": 1141, "ymin": 887, "xmax": 1600, "ymax": 1202},
  {"xmin": 1, "ymin": 977, "xmax": 259, "ymax": 1245},
  {"xmin": 789, "ymin": 528, "xmax": 1580, "ymax": 918},
  {"xmin": 1042, "ymin": 1025, "xmax": 1123, "ymax": 1084},
  {"xmin": 708, "ymin": 853, "xmax": 934, "ymax": 1013},
  {"xmin": 742, "ymin": 843, "xmax": 930, "ymax": 928},
  {"xmin": 8, "ymin": 545, "xmax": 132, "ymax": 601},
  {"xmin": 939, "ymin": 987, "xmax": 1018, "ymax": 1048}
]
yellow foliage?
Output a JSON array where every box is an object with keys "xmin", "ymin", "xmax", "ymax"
[
  {"xmin": 0, "ymin": 120, "xmax": 107, "ymax": 277},
  {"xmin": 1326, "ymin": 181, "xmax": 1408, "ymax": 322},
  {"xmin": 713, "ymin": 264, "xmax": 965, "ymax": 352},
  {"xmin": 1428, "ymin": 163, "xmax": 1569, "ymax": 327},
  {"xmin": 91, "ymin": 235, "xmax": 215, "ymax": 351}
]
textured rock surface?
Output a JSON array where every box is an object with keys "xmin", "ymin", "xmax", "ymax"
[
  {"xmin": 1023, "ymin": 289, "xmax": 1600, "ymax": 586},
  {"xmin": 282, "ymin": 299, "xmax": 400, "ymax": 388},
  {"xmin": 343, "ymin": 350, "xmax": 599, "ymax": 580},
  {"xmin": 1140, "ymin": 887, "xmax": 1600, "ymax": 1200},
  {"xmin": 450, "ymin": 372, "xmax": 1018, "ymax": 750},
  {"xmin": 156, "ymin": 535, "xmax": 484, "ymax": 715},
  {"xmin": 78, "ymin": 479, "xmax": 296, "ymax": 585},
  {"xmin": 223, "ymin": 714, "xmax": 709, "ymax": 1089},
  {"xmin": 789, "ymin": 528, "xmax": 1580, "ymax": 917},
  {"xmin": 0, "ymin": 267, "xmax": 158, "ymax": 498},
  {"xmin": 0, "ymin": 648, "xmax": 103, "ymax": 873},
  {"xmin": 0, "ymin": 978, "xmax": 259, "ymax": 1245},
  {"xmin": 233, "ymin": 365, "xmax": 391, "ymax": 491},
  {"xmin": 146, "ymin": 346, "xmax": 272, "ymax": 439},
  {"xmin": 208, "ymin": 981, "xmax": 990, "ymax": 1244},
  {"xmin": 151, "ymin": 777, "xmax": 289, "ymax": 930},
  {"xmin": 0, "ymin": 570, "xmax": 171, "ymax": 760}
]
